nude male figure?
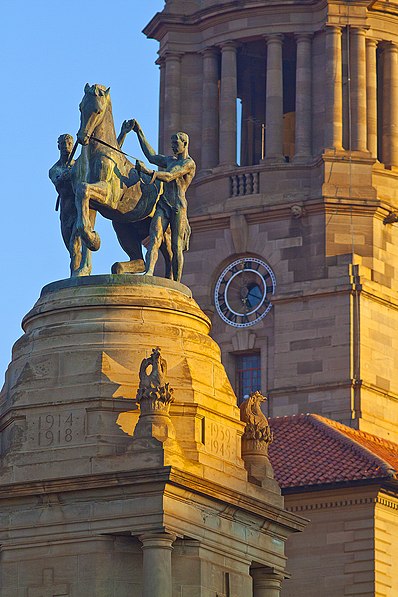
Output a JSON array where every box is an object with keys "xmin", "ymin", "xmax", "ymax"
[
  {"xmin": 49, "ymin": 134, "xmax": 81, "ymax": 266},
  {"xmin": 132, "ymin": 121, "xmax": 196, "ymax": 282},
  {"xmin": 49, "ymin": 121, "xmax": 136, "ymax": 274}
]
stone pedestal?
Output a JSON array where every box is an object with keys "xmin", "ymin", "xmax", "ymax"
[{"xmin": 0, "ymin": 276, "xmax": 305, "ymax": 596}]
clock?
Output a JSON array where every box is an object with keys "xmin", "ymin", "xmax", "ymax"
[{"xmin": 214, "ymin": 257, "xmax": 276, "ymax": 328}]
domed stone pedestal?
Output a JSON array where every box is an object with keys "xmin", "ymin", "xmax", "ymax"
[{"xmin": 0, "ymin": 276, "xmax": 305, "ymax": 597}]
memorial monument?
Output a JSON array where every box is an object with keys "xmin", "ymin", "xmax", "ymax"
[{"xmin": 0, "ymin": 82, "xmax": 306, "ymax": 596}]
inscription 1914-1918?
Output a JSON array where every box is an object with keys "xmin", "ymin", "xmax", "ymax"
[
  {"xmin": 38, "ymin": 413, "xmax": 74, "ymax": 446},
  {"xmin": 28, "ymin": 411, "xmax": 84, "ymax": 449}
]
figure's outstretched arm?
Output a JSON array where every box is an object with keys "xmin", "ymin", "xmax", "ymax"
[
  {"xmin": 152, "ymin": 160, "xmax": 194, "ymax": 182},
  {"xmin": 134, "ymin": 121, "xmax": 167, "ymax": 169},
  {"xmin": 118, "ymin": 120, "xmax": 135, "ymax": 148},
  {"xmin": 136, "ymin": 159, "xmax": 194, "ymax": 182}
]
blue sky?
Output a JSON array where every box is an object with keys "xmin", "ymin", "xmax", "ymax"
[{"xmin": 0, "ymin": 0, "xmax": 165, "ymax": 380}]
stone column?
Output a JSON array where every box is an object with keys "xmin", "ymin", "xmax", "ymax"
[
  {"xmin": 252, "ymin": 568, "xmax": 285, "ymax": 597},
  {"xmin": 164, "ymin": 52, "xmax": 181, "ymax": 149},
  {"xmin": 265, "ymin": 34, "xmax": 284, "ymax": 161},
  {"xmin": 350, "ymin": 27, "xmax": 368, "ymax": 152},
  {"xmin": 140, "ymin": 532, "xmax": 176, "ymax": 597},
  {"xmin": 294, "ymin": 33, "xmax": 312, "ymax": 161},
  {"xmin": 389, "ymin": 43, "xmax": 398, "ymax": 167},
  {"xmin": 219, "ymin": 42, "xmax": 238, "ymax": 167},
  {"xmin": 324, "ymin": 25, "xmax": 343, "ymax": 150},
  {"xmin": 366, "ymin": 38, "xmax": 378, "ymax": 158},
  {"xmin": 157, "ymin": 57, "xmax": 166, "ymax": 154},
  {"xmin": 383, "ymin": 43, "xmax": 398, "ymax": 167},
  {"xmin": 202, "ymin": 47, "xmax": 220, "ymax": 170}
]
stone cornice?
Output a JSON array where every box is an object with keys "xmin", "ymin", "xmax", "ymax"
[
  {"xmin": 0, "ymin": 468, "xmax": 172, "ymax": 500},
  {"xmin": 0, "ymin": 465, "xmax": 307, "ymax": 535},
  {"xmin": 269, "ymin": 378, "xmax": 398, "ymax": 405},
  {"xmin": 167, "ymin": 468, "xmax": 307, "ymax": 533},
  {"xmin": 285, "ymin": 489, "xmax": 398, "ymax": 511},
  {"xmin": 144, "ymin": 0, "xmax": 342, "ymax": 44},
  {"xmin": 368, "ymin": 0, "xmax": 398, "ymax": 17},
  {"xmin": 187, "ymin": 193, "xmax": 396, "ymax": 231},
  {"xmin": 285, "ymin": 495, "xmax": 378, "ymax": 511}
]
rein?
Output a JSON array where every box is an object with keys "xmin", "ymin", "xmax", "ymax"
[
  {"xmin": 89, "ymin": 135, "xmax": 141, "ymax": 162},
  {"xmin": 55, "ymin": 134, "xmax": 162, "ymax": 211}
]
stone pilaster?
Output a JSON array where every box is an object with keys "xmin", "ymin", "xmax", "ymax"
[
  {"xmin": 265, "ymin": 34, "xmax": 284, "ymax": 161},
  {"xmin": 383, "ymin": 42, "xmax": 398, "ymax": 167},
  {"xmin": 252, "ymin": 568, "xmax": 285, "ymax": 597},
  {"xmin": 201, "ymin": 47, "xmax": 219, "ymax": 170},
  {"xmin": 157, "ymin": 57, "xmax": 166, "ymax": 154},
  {"xmin": 366, "ymin": 38, "xmax": 378, "ymax": 158},
  {"xmin": 219, "ymin": 41, "xmax": 238, "ymax": 167},
  {"xmin": 350, "ymin": 27, "xmax": 368, "ymax": 152},
  {"xmin": 140, "ymin": 532, "xmax": 176, "ymax": 597},
  {"xmin": 324, "ymin": 25, "xmax": 343, "ymax": 150},
  {"xmin": 164, "ymin": 52, "xmax": 181, "ymax": 149},
  {"xmin": 294, "ymin": 33, "xmax": 312, "ymax": 161}
]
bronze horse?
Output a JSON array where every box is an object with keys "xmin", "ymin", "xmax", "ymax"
[{"xmin": 70, "ymin": 83, "xmax": 171, "ymax": 277}]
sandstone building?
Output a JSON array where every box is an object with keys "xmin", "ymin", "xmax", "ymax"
[
  {"xmin": 144, "ymin": 0, "xmax": 398, "ymax": 594},
  {"xmin": 145, "ymin": 0, "xmax": 398, "ymax": 440}
]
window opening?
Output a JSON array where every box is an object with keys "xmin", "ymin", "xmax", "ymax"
[{"xmin": 235, "ymin": 352, "xmax": 261, "ymax": 405}]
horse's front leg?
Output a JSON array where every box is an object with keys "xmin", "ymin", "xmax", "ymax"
[{"xmin": 75, "ymin": 182, "xmax": 108, "ymax": 251}]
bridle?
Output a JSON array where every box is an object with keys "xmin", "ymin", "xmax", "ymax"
[
  {"xmin": 55, "ymin": 135, "xmax": 161, "ymax": 211},
  {"xmin": 66, "ymin": 135, "xmax": 141, "ymax": 166}
]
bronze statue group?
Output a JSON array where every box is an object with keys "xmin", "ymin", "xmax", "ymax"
[{"xmin": 49, "ymin": 84, "xmax": 195, "ymax": 282}]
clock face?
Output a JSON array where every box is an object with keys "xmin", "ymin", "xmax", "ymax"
[{"xmin": 214, "ymin": 257, "xmax": 276, "ymax": 328}]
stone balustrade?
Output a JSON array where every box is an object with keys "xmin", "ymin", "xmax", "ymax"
[{"xmin": 230, "ymin": 170, "xmax": 260, "ymax": 197}]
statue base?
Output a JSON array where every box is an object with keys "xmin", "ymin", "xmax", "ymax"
[{"xmin": 0, "ymin": 274, "xmax": 305, "ymax": 596}]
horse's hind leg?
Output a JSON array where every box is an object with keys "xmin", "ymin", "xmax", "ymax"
[{"xmin": 111, "ymin": 221, "xmax": 145, "ymax": 274}]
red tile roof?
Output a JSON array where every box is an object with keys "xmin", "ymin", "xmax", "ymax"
[{"xmin": 268, "ymin": 414, "xmax": 398, "ymax": 490}]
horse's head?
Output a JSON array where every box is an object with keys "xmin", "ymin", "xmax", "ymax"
[{"xmin": 77, "ymin": 83, "xmax": 110, "ymax": 146}]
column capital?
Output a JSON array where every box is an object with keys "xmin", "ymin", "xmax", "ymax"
[
  {"xmin": 349, "ymin": 25, "xmax": 369, "ymax": 36},
  {"xmin": 385, "ymin": 41, "xmax": 398, "ymax": 54},
  {"xmin": 139, "ymin": 532, "xmax": 177, "ymax": 550},
  {"xmin": 251, "ymin": 567, "xmax": 285, "ymax": 589},
  {"xmin": 323, "ymin": 23, "xmax": 343, "ymax": 35},
  {"xmin": 295, "ymin": 32, "xmax": 313, "ymax": 43},
  {"xmin": 201, "ymin": 46, "xmax": 219, "ymax": 57},
  {"xmin": 264, "ymin": 33, "xmax": 284, "ymax": 45},
  {"xmin": 219, "ymin": 40, "xmax": 240, "ymax": 52},
  {"xmin": 163, "ymin": 51, "xmax": 183, "ymax": 62},
  {"xmin": 366, "ymin": 37, "xmax": 378, "ymax": 48}
]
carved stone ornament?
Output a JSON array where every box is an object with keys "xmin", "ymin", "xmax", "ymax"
[
  {"xmin": 290, "ymin": 204, "xmax": 305, "ymax": 219},
  {"xmin": 239, "ymin": 391, "xmax": 273, "ymax": 451},
  {"xmin": 136, "ymin": 347, "xmax": 174, "ymax": 415}
]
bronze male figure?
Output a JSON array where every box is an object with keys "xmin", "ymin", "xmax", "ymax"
[{"xmin": 132, "ymin": 121, "xmax": 196, "ymax": 282}]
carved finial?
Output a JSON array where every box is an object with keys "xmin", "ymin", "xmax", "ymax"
[
  {"xmin": 239, "ymin": 392, "xmax": 277, "ymax": 487},
  {"xmin": 136, "ymin": 348, "xmax": 174, "ymax": 414},
  {"xmin": 240, "ymin": 391, "xmax": 273, "ymax": 449}
]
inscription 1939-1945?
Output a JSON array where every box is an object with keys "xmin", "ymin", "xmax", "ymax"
[
  {"xmin": 29, "ymin": 412, "xmax": 83, "ymax": 448},
  {"xmin": 208, "ymin": 420, "xmax": 236, "ymax": 462}
]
